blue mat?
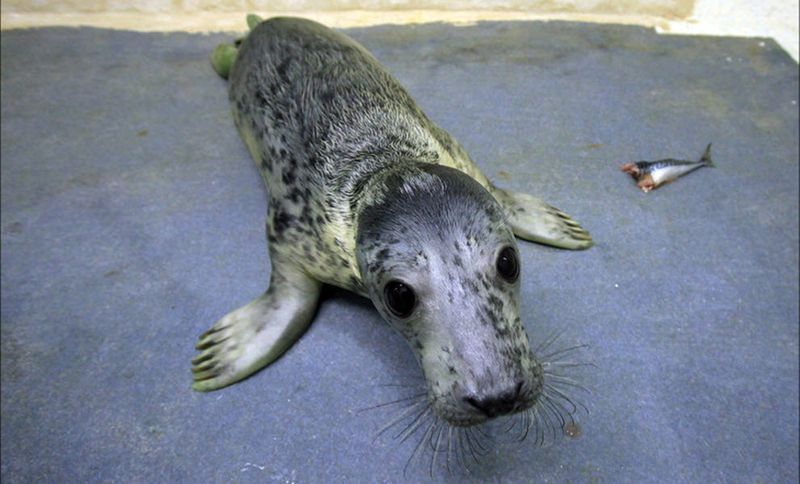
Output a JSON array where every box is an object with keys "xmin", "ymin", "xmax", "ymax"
[{"xmin": 1, "ymin": 21, "xmax": 798, "ymax": 482}]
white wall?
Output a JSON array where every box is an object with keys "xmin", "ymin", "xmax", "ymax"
[
  {"xmin": 1, "ymin": 0, "xmax": 796, "ymax": 61},
  {"xmin": 664, "ymin": 0, "xmax": 799, "ymax": 61},
  {"xmin": 1, "ymin": 0, "xmax": 693, "ymax": 17}
]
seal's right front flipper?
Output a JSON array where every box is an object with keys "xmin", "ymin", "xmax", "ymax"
[
  {"xmin": 492, "ymin": 188, "xmax": 593, "ymax": 250},
  {"xmin": 192, "ymin": 268, "xmax": 321, "ymax": 392}
]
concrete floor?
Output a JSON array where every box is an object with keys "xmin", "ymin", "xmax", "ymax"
[{"xmin": 1, "ymin": 21, "xmax": 798, "ymax": 482}]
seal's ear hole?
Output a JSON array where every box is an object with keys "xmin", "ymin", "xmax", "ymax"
[
  {"xmin": 384, "ymin": 280, "xmax": 416, "ymax": 318},
  {"xmin": 496, "ymin": 246, "xmax": 520, "ymax": 283}
]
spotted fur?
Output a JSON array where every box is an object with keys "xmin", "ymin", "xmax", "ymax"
[
  {"xmin": 193, "ymin": 18, "xmax": 588, "ymax": 425},
  {"xmin": 356, "ymin": 164, "xmax": 543, "ymax": 425},
  {"xmin": 228, "ymin": 18, "xmax": 470, "ymax": 293}
]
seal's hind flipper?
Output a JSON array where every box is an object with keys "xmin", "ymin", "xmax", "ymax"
[
  {"xmin": 210, "ymin": 43, "xmax": 238, "ymax": 80},
  {"xmin": 493, "ymin": 188, "xmax": 593, "ymax": 250},
  {"xmin": 247, "ymin": 14, "xmax": 264, "ymax": 30},
  {"xmin": 210, "ymin": 15, "xmax": 263, "ymax": 79},
  {"xmin": 192, "ymin": 267, "xmax": 321, "ymax": 391}
]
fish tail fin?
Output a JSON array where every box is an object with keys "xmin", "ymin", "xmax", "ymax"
[{"xmin": 701, "ymin": 143, "xmax": 715, "ymax": 167}]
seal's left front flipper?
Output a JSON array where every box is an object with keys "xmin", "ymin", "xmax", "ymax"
[{"xmin": 492, "ymin": 188, "xmax": 593, "ymax": 250}]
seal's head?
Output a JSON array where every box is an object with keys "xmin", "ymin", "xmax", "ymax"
[{"xmin": 356, "ymin": 163, "xmax": 543, "ymax": 427}]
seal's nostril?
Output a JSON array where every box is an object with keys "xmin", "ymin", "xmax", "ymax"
[
  {"xmin": 464, "ymin": 396, "xmax": 481, "ymax": 410},
  {"xmin": 463, "ymin": 382, "xmax": 523, "ymax": 418},
  {"xmin": 463, "ymin": 395, "xmax": 493, "ymax": 416}
]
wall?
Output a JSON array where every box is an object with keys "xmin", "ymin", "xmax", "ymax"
[
  {"xmin": 1, "ymin": 0, "xmax": 796, "ymax": 61},
  {"xmin": 1, "ymin": 0, "xmax": 694, "ymax": 18}
]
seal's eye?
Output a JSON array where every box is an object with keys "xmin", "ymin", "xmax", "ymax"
[
  {"xmin": 496, "ymin": 246, "xmax": 519, "ymax": 282},
  {"xmin": 384, "ymin": 280, "xmax": 416, "ymax": 318}
]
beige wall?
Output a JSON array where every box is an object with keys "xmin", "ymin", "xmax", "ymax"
[
  {"xmin": 1, "ymin": 0, "xmax": 796, "ymax": 61},
  {"xmin": 1, "ymin": 0, "xmax": 693, "ymax": 18}
]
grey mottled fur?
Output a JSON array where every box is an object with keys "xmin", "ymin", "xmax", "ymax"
[{"xmin": 193, "ymin": 17, "xmax": 589, "ymax": 427}]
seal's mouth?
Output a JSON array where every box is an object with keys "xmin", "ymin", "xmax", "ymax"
[
  {"xmin": 430, "ymin": 377, "xmax": 541, "ymax": 428},
  {"xmin": 368, "ymin": 334, "xmax": 590, "ymax": 472}
]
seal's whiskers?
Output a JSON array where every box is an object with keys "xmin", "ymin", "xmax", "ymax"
[
  {"xmin": 446, "ymin": 426, "xmax": 455, "ymax": 474},
  {"xmin": 540, "ymin": 343, "xmax": 591, "ymax": 361},
  {"xmin": 545, "ymin": 381, "xmax": 589, "ymax": 415},
  {"xmin": 429, "ymin": 420, "xmax": 446, "ymax": 477},
  {"xmin": 365, "ymin": 335, "xmax": 594, "ymax": 474},
  {"xmin": 377, "ymin": 402, "xmax": 495, "ymax": 476},
  {"xmin": 396, "ymin": 405, "xmax": 432, "ymax": 443},
  {"xmin": 404, "ymin": 411, "xmax": 439, "ymax": 475},
  {"xmin": 513, "ymin": 331, "xmax": 593, "ymax": 447},
  {"xmin": 357, "ymin": 392, "xmax": 427, "ymax": 413},
  {"xmin": 504, "ymin": 409, "xmax": 530, "ymax": 442},
  {"xmin": 367, "ymin": 393, "xmax": 428, "ymax": 444},
  {"xmin": 534, "ymin": 328, "xmax": 568, "ymax": 355}
]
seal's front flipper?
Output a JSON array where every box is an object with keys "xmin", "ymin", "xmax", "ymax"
[
  {"xmin": 192, "ymin": 268, "xmax": 321, "ymax": 391},
  {"xmin": 492, "ymin": 188, "xmax": 593, "ymax": 250}
]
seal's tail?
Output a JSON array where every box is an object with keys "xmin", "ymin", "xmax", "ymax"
[{"xmin": 210, "ymin": 14, "xmax": 264, "ymax": 79}]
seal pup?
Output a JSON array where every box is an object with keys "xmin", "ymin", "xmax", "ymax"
[{"xmin": 193, "ymin": 17, "xmax": 591, "ymax": 430}]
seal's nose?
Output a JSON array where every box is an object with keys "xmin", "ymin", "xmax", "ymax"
[{"xmin": 463, "ymin": 381, "xmax": 524, "ymax": 418}]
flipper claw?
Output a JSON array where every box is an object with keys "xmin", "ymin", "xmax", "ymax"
[
  {"xmin": 192, "ymin": 368, "xmax": 221, "ymax": 382},
  {"xmin": 492, "ymin": 188, "xmax": 593, "ymax": 250},
  {"xmin": 190, "ymin": 269, "xmax": 321, "ymax": 392},
  {"xmin": 191, "ymin": 350, "xmax": 214, "ymax": 365},
  {"xmin": 195, "ymin": 334, "xmax": 229, "ymax": 351},
  {"xmin": 200, "ymin": 324, "xmax": 228, "ymax": 338},
  {"xmin": 192, "ymin": 359, "xmax": 217, "ymax": 373}
]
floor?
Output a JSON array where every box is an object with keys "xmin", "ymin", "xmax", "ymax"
[{"xmin": 1, "ymin": 20, "xmax": 798, "ymax": 482}]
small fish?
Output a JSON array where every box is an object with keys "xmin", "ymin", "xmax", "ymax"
[{"xmin": 620, "ymin": 143, "xmax": 714, "ymax": 193}]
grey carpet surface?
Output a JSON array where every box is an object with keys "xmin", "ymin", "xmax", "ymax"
[{"xmin": 1, "ymin": 20, "xmax": 798, "ymax": 482}]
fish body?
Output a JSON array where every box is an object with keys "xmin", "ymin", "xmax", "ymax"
[{"xmin": 621, "ymin": 143, "xmax": 714, "ymax": 192}]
